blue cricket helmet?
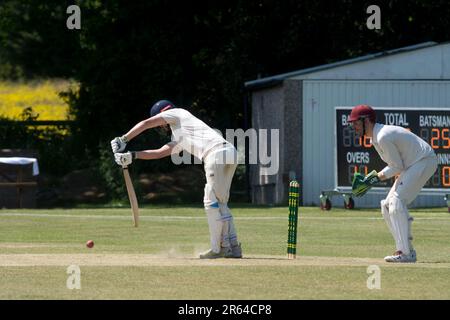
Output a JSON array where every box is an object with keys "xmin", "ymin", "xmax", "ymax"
[{"xmin": 150, "ymin": 100, "xmax": 175, "ymax": 117}]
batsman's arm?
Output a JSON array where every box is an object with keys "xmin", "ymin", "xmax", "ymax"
[
  {"xmin": 123, "ymin": 115, "xmax": 168, "ymax": 142},
  {"xmin": 135, "ymin": 142, "xmax": 179, "ymax": 160}
]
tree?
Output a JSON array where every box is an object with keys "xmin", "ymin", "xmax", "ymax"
[{"xmin": 1, "ymin": 0, "xmax": 450, "ymax": 167}]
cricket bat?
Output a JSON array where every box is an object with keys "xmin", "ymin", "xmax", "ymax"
[{"xmin": 122, "ymin": 165, "xmax": 139, "ymax": 227}]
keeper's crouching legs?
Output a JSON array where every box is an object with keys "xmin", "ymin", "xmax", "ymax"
[
  {"xmin": 388, "ymin": 195, "xmax": 412, "ymax": 255},
  {"xmin": 381, "ymin": 199, "xmax": 396, "ymax": 244},
  {"xmin": 382, "ymin": 195, "xmax": 416, "ymax": 263}
]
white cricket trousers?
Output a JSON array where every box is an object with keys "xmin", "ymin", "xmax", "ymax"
[
  {"xmin": 381, "ymin": 155, "xmax": 438, "ymax": 255},
  {"xmin": 203, "ymin": 146, "xmax": 239, "ymax": 253}
]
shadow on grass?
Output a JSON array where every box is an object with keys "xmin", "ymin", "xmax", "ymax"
[{"xmin": 68, "ymin": 202, "xmax": 284, "ymax": 210}]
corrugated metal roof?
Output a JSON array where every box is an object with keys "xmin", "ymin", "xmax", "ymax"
[{"xmin": 245, "ymin": 41, "xmax": 438, "ymax": 90}]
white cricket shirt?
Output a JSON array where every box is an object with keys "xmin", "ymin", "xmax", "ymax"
[
  {"xmin": 160, "ymin": 108, "xmax": 229, "ymax": 160},
  {"xmin": 372, "ymin": 123, "xmax": 436, "ymax": 179}
]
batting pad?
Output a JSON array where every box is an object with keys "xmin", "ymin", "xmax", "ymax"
[
  {"xmin": 219, "ymin": 203, "xmax": 238, "ymax": 247},
  {"xmin": 388, "ymin": 196, "xmax": 411, "ymax": 255},
  {"xmin": 205, "ymin": 206, "xmax": 223, "ymax": 254},
  {"xmin": 381, "ymin": 199, "xmax": 396, "ymax": 241}
]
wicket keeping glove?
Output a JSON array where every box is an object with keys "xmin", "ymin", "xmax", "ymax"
[
  {"xmin": 111, "ymin": 135, "xmax": 128, "ymax": 153},
  {"xmin": 352, "ymin": 170, "xmax": 381, "ymax": 197},
  {"xmin": 114, "ymin": 152, "xmax": 135, "ymax": 167}
]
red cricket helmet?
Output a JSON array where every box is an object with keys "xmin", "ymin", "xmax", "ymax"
[{"xmin": 348, "ymin": 104, "xmax": 376, "ymax": 123}]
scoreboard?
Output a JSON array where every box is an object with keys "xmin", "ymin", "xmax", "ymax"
[{"xmin": 335, "ymin": 107, "xmax": 450, "ymax": 193}]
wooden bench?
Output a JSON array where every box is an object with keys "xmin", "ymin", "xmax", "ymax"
[{"xmin": 0, "ymin": 149, "xmax": 39, "ymax": 208}]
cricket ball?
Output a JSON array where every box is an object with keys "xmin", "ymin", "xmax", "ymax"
[{"xmin": 86, "ymin": 240, "xmax": 94, "ymax": 248}]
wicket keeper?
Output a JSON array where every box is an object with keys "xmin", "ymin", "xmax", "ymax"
[
  {"xmin": 349, "ymin": 105, "xmax": 437, "ymax": 263},
  {"xmin": 111, "ymin": 100, "xmax": 242, "ymax": 259}
]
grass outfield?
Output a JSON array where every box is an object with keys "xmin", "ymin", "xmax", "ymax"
[{"xmin": 0, "ymin": 205, "xmax": 449, "ymax": 299}]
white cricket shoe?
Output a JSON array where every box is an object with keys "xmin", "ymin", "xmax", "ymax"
[
  {"xmin": 199, "ymin": 249, "xmax": 224, "ymax": 259},
  {"xmin": 384, "ymin": 250, "xmax": 417, "ymax": 263}
]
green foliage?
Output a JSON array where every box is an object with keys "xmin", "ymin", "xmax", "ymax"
[
  {"xmin": 0, "ymin": 110, "xmax": 77, "ymax": 176},
  {"xmin": 20, "ymin": 106, "xmax": 39, "ymax": 121},
  {"xmin": 0, "ymin": 0, "xmax": 80, "ymax": 79},
  {"xmin": 230, "ymin": 164, "xmax": 248, "ymax": 202},
  {"xmin": 96, "ymin": 142, "xmax": 126, "ymax": 201},
  {"xmin": 95, "ymin": 138, "xmax": 173, "ymax": 203},
  {"xmin": 3, "ymin": 0, "xmax": 450, "ymax": 141},
  {"xmin": 1, "ymin": 0, "xmax": 450, "ymax": 204}
]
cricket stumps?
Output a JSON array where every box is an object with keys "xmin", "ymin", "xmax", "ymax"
[{"xmin": 287, "ymin": 180, "xmax": 300, "ymax": 259}]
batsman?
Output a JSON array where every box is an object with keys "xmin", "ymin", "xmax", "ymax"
[
  {"xmin": 349, "ymin": 105, "xmax": 437, "ymax": 263},
  {"xmin": 110, "ymin": 100, "xmax": 242, "ymax": 259}
]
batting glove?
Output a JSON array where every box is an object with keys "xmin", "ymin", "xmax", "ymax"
[
  {"xmin": 111, "ymin": 135, "xmax": 128, "ymax": 153},
  {"xmin": 114, "ymin": 152, "xmax": 134, "ymax": 167},
  {"xmin": 352, "ymin": 170, "xmax": 380, "ymax": 197}
]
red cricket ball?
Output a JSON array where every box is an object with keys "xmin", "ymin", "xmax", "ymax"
[{"xmin": 86, "ymin": 240, "xmax": 94, "ymax": 248}]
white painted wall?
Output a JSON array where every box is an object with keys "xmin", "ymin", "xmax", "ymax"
[
  {"xmin": 302, "ymin": 80, "xmax": 450, "ymax": 208},
  {"xmin": 293, "ymin": 43, "xmax": 450, "ymax": 80}
]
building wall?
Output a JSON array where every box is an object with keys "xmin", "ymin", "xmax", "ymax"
[
  {"xmin": 249, "ymin": 80, "xmax": 304, "ymax": 205},
  {"xmin": 283, "ymin": 80, "xmax": 303, "ymax": 204},
  {"xmin": 249, "ymin": 85, "xmax": 285, "ymax": 205},
  {"xmin": 302, "ymin": 80, "xmax": 450, "ymax": 208},
  {"xmin": 292, "ymin": 43, "xmax": 450, "ymax": 80}
]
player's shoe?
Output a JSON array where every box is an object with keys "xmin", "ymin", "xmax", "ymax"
[
  {"xmin": 224, "ymin": 243, "xmax": 242, "ymax": 258},
  {"xmin": 410, "ymin": 249, "xmax": 417, "ymax": 261},
  {"xmin": 384, "ymin": 250, "xmax": 417, "ymax": 263},
  {"xmin": 199, "ymin": 249, "xmax": 224, "ymax": 259}
]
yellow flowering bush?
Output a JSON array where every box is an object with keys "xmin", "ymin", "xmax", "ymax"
[{"xmin": 0, "ymin": 80, "xmax": 77, "ymax": 120}]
